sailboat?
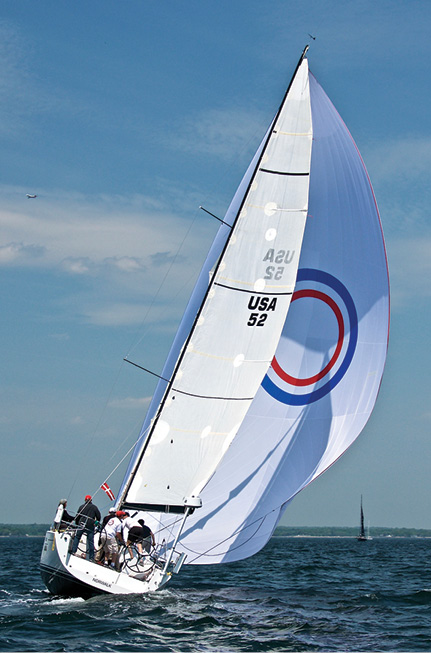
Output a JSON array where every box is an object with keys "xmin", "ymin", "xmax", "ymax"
[
  {"xmin": 357, "ymin": 496, "xmax": 372, "ymax": 541},
  {"xmin": 40, "ymin": 46, "xmax": 389, "ymax": 598}
]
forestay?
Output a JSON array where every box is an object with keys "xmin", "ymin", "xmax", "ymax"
[{"xmin": 122, "ymin": 58, "xmax": 313, "ymax": 511}]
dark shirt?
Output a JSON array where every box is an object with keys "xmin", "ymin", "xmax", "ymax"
[
  {"xmin": 61, "ymin": 509, "xmax": 73, "ymax": 523},
  {"xmin": 75, "ymin": 501, "xmax": 101, "ymax": 531},
  {"xmin": 128, "ymin": 524, "xmax": 153, "ymax": 542},
  {"xmin": 60, "ymin": 509, "xmax": 74, "ymax": 529},
  {"xmin": 140, "ymin": 524, "xmax": 152, "ymax": 540}
]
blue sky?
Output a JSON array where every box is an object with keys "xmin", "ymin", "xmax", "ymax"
[{"xmin": 1, "ymin": 0, "xmax": 430, "ymax": 528}]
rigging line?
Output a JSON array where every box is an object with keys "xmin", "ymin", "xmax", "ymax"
[
  {"xmin": 180, "ymin": 514, "xmax": 269, "ymax": 564},
  {"xmin": 199, "ymin": 206, "xmax": 233, "ymax": 228},
  {"xmin": 179, "ymin": 496, "xmax": 301, "ymax": 564},
  {"xmin": 67, "ymin": 360, "xmax": 127, "ymax": 503},
  {"xmin": 89, "ymin": 403, "xmax": 164, "ymax": 508},
  {"xmin": 123, "ymin": 358, "xmax": 253, "ymax": 401},
  {"xmin": 149, "ymin": 515, "xmax": 183, "ymax": 540},
  {"xmin": 97, "ymin": 420, "xmax": 153, "ymax": 491},
  {"xmin": 124, "ymin": 206, "xmax": 204, "ymax": 361},
  {"xmin": 106, "ymin": 415, "xmax": 147, "ymax": 465},
  {"xmin": 123, "ymin": 358, "xmax": 169, "ymax": 382},
  {"xmin": 114, "ymin": 399, "xmax": 166, "ymax": 506}
]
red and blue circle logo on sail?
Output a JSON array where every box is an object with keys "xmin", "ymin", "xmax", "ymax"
[{"xmin": 262, "ymin": 269, "xmax": 358, "ymax": 405}]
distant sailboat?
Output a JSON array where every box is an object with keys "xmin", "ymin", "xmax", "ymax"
[
  {"xmin": 40, "ymin": 45, "xmax": 389, "ymax": 598},
  {"xmin": 357, "ymin": 496, "xmax": 371, "ymax": 541}
]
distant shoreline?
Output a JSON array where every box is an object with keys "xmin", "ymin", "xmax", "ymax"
[
  {"xmin": 272, "ymin": 534, "xmax": 431, "ymax": 539},
  {"xmin": 274, "ymin": 526, "xmax": 431, "ymax": 538},
  {"xmin": 1, "ymin": 524, "xmax": 431, "ymax": 538}
]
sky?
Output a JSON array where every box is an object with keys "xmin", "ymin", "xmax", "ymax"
[{"xmin": 0, "ymin": 0, "xmax": 430, "ymax": 528}]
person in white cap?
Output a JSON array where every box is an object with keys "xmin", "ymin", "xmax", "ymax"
[
  {"xmin": 96, "ymin": 510, "xmax": 126, "ymax": 570},
  {"xmin": 95, "ymin": 507, "xmax": 116, "ymax": 564}
]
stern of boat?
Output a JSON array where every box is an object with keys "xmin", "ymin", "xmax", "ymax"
[{"xmin": 40, "ymin": 528, "xmax": 180, "ymax": 598}]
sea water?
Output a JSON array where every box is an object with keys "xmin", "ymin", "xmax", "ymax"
[{"xmin": 0, "ymin": 536, "xmax": 430, "ymax": 651}]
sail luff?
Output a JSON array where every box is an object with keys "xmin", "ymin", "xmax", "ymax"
[{"xmin": 121, "ymin": 56, "xmax": 313, "ymax": 512}]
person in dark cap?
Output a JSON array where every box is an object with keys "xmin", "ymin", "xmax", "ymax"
[
  {"xmin": 70, "ymin": 494, "xmax": 101, "ymax": 562},
  {"xmin": 138, "ymin": 519, "xmax": 156, "ymax": 553},
  {"xmin": 122, "ymin": 515, "xmax": 155, "ymax": 558}
]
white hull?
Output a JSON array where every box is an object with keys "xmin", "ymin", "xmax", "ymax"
[{"xmin": 40, "ymin": 530, "xmax": 171, "ymax": 598}]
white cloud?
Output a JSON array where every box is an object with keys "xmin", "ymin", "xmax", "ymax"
[
  {"xmin": 0, "ymin": 241, "xmax": 45, "ymax": 263},
  {"xmin": 366, "ymin": 137, "xmax": 431, "ymax": 186},
  {"xmin": 0, "ymin": 188, "xmax": 208, "ymax": 271},
  {"xmin": 167, "ymin": 107, "xmax": 266, "ymax": 160},
  {"xmin": 81, "ymin": 298, "xmax": 186, "ymax": 328},
  {"xmin": 364, "ymin": 136, "xmax": 431, "ymax": 249},
  {"xmin": 108, "ymin": 396, "xmax": 152, "ymax": 410},
  {"xmin": 105, "ymin": 257, "xmax": 146, "ymax": 273},
  {"xmin": 49, "ymin": 333, "xmax": 70, "ymax": 341},
  {"xmin": 61, "ymin": 257, "xmax": 93, "ymax": 275},
  {"xmin": 362, "ymin": 137, "xmax": 431, "ymax": 309},
  {"xmin": 0, "ymin": 186, "xmax": 214, "ymax": 327},
  {"xmin": 387, "ymin": 235, "xmax": 431, "ymax": 308},
  {"xmin": 83, "ymin": 303, "xmax": 156, "ymax": 327}
]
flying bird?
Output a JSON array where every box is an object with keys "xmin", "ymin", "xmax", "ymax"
[{"xmin": 26, "ymin": 194, "xmax": 37, "ymax": 199}]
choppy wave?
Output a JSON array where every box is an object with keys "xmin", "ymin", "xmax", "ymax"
[{"xmin": 1, "ymin": 537, "xmax": 431, "ymax": 651}]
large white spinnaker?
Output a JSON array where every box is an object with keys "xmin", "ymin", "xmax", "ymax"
[
  {"xmin": 143, "ymin": 64, "xmax": 390, "ymax": 565},
  {"xmin": 120, "ymin": 55, "xmax": 313, "ymax": 512}
]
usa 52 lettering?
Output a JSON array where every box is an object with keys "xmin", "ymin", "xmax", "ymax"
[
  {"xmin": 247, "ymin": 295, "xmax": 277, "ymax": 327},
  {"xmin": 263, "ymin": 248, "xmax": 295, "ymax": 281}
]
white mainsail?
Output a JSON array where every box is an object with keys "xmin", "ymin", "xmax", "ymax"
[
  {"xmin": 119, "ymin": 52, "xmax": 389, "ymax": 565},
  {"xmin": 122, "ymin": 55, "xmax": 313, "ymax": 511}
]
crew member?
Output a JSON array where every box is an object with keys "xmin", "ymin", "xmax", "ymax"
[
  {"xmin": 95, "ymin": 508, "xmax": 116, "ymax": 564},
  {"xmin": 53, "ymin": 499, "xmax": 74, "ymax": 531},
  {"xmin": 71, "ymin": 495, "xmax": 101, "ymax": 562},
  {"xmin": 122, "ymin": 514, "xmax": 148, "ymax": 558},
  {"xmin": 97, "ymin": 510, "xmax": 126, "ymax": 571},
  {"xmin": 138, "ymin": 518, "xmax": 156, "ymax": 554}
]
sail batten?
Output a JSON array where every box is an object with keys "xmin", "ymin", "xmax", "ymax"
[{"xmin": 214, "ymin": 282, "xmax": 294, "ymax": 296}]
